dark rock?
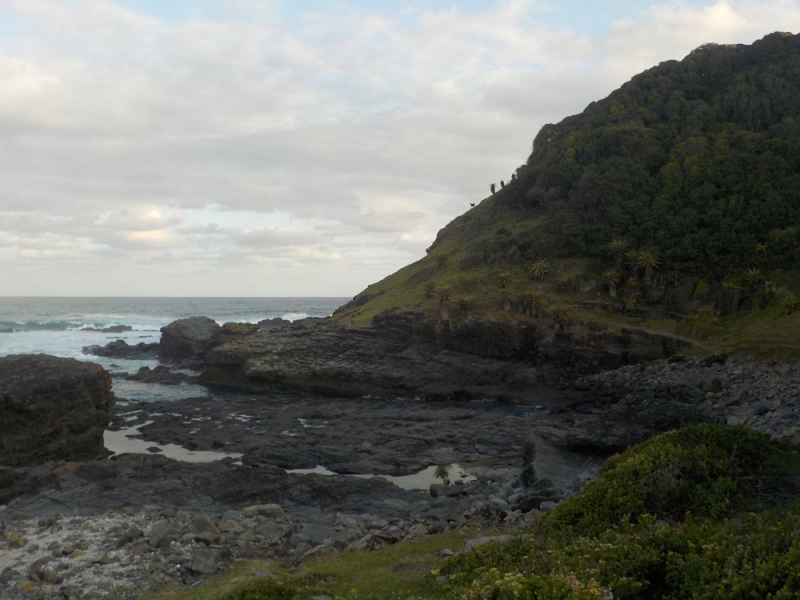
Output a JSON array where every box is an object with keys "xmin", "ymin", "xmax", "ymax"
[
  {"xmin": 147, "ymin": 519, "xmax": 172, "ymax": 548},
  {"xmin": 159, "ymin": 317, "xmax": 220, "ymax": 368},
  {"xmin": 200, "ymin": 311, "xmax": 691, "ymax": 403},
  {"xmin": 258, "ymin": 318, "xmax": 290, "ymax": 331},
  {"xmin": 124, "ymin": 366, "xmax": 198, "ymax": 386},
  {"xmin": 102, "ymin": 325, "xmax": 133, "ymax": 333},
  {"xmin": 0, "ymin": 355, "xmax": 115, "ymax": 467},
  {"xmin": 214, "ymin": 322, "xmax": 259, "ymax": 345},
  {"xmin": 116, "ymin": 527, "xmax": 143, "ymax": 547},
  {"xmin": 82, "ymin": 340, "xmax": 158, "ymax": 360}
]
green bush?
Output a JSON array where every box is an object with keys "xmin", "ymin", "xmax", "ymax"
[
  {"xmin": 437, "ymin": 425, "xmax": 794, "ymax": 600},
  {"xmin": 538, "ymin": 425, "xmax": 777, "ymax": 536},
  {"xmin": 224, "ymin": 577, "xmax": 301, "ymax": 600}
]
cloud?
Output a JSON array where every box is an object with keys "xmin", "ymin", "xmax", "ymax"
[{"xmin": 0, "ymin": 0, "xmax": 799, "ymax": 295}]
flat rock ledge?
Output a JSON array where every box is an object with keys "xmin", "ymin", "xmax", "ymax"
[{"xmin": 0, "ymin": 355, "xmax": 115, "ymax": 467}]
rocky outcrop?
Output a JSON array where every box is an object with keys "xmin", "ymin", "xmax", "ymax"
[
  {"xmin": 124, "ymin": 366, "xmax": 198, "ymax": 386},
  {"xmin": 0, "ymin": 355, "xmax": 115, "ymax": 467},
  {"xmin": 158, "ymin": 317, "xmax": 220, "ymax": 368},
  {"xmin": 257, "ymin": 317, "xmax": 290, "ymax": 331},
  {"xmin": 199, "ymin": 312, "xmax": 692, "ymax": 401},
  {"xmin": 82, "ymin": 339, "xmax": 159, "ymax": 360}
]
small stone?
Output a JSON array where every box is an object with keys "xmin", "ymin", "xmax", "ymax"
[
  {"xmin": 218, "ymin": 519, "xmax": 242, "ymax": 533},
  {"xmin": 4, "ymin": 532, "xmax": 24, "ymax": 548},
  {"xmin": 189, "ymin": 548, "xmax": 219, "ymax": 575},
  {"xmin": 188, "ymin": 514, "xmax": 219, "ymax": 536},
  {"xmin": 147, "ymin": 520, "xmax": 173, "ymax": 548},
  {"xmin": 383, "ymin": 498, "xmax": 410, "ymax": 512},
  {"xmin": 243, "ymin": 504, "xmax": 284, "ymax": 520},
  {"xmin": 539, "ymin": 501, "xmax": 558, "ymax": 512},
  {"xmin": 91, "ymin": 552, "xmax": 111, "ymax": 565}
]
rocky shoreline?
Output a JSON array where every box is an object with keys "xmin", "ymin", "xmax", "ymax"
[{"xmin": 2, "ymin": 315, "xmax": 799, "ymax": 598}]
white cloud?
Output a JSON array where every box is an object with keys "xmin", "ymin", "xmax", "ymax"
[{"xmin": 0, "ymin": 0, "xmax": 798, "ymax": 295}]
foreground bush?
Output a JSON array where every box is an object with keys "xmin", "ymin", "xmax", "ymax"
[
  {"xmin": 538, "ymin": 424, "xmax": 778, "ymax": 536},
  {"xmin": 438, "ymin": 508, "xmax": 800, "ymax": 599},
  {"xmin": 438, "ymin": 425, "xmax": 795, "ymax": 600}
]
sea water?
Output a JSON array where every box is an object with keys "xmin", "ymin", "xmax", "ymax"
[
  {"xmin": 0, "ymin": 297, "xmax": 349, "ymax": 401},
  {"xmin": 0, "ymin": 296, "xmax": 482, "ymax": 486}
]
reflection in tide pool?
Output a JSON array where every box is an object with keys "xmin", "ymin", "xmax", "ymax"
[
  {"xmin": 287, "ymin": 463, "xmax": 476, "ymax": 491},
  {"xmin": 104, "ymin": 421, "xmax": 242, "ymax": 464}
]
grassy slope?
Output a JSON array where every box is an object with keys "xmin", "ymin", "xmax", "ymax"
[
  {"xmin": 332, "ymin": 188, "xmax": 800, "ymax": 360},
  {"xmin": 146, "ymin": 527, "xmax": 504, "ymax": 600},
  {"xmin": 332, "ymin": 33, "xmax": 800, "ymax": 360}
]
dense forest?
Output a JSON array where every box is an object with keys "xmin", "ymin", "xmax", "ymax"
[{"xmin": 504, "ymin": 31, "xmax": 800, "ymax": 280}]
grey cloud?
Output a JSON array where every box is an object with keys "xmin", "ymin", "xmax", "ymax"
[{"xmin": 1, "ymin": 0, "xmax": 798, "ymax": 295}]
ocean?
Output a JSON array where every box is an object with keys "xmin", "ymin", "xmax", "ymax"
[{"xmin": 0, "ymin": 297, "xmax": 349, "ymax": 401}]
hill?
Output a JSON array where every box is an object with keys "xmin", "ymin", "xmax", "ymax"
[{"xmin": 333, "ymin": 32, "xmax": 800, "ymax": 359}]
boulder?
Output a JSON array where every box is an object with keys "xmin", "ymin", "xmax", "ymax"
[
  {"xmin": 158, "ymin": 317, "xmax": 220, "ymax": 368},
  {"xmin": 0, "ymin": 355, "xmax": 115, "ymax": 467}
]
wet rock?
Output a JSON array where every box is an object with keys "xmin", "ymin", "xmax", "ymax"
[
  {"xmin": 82, "ymin": 340, "xmax": 158, "ymax": 360},
  {"xmin": 125, "ymin": 366, "xmax": 198, "ymax": 386},
  {"xmin": 258, "ymin": 318, "xmax": 290, "ymax": 331},
  {"xmin": 0, "ymin": 355, "xmax": 115, "ymax": 467},
  {"xmin": 159, "ymin": 317, "xmax": 220, "ymax": 368}
]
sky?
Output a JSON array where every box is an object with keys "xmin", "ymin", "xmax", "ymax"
[{"xmin": 1, "ymin": 1, "xmax": 799, "ymax": 297}]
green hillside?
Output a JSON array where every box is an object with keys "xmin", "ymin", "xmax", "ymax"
[{"xmin": 334, "ymin": 32, "xmax": 800, "ymax": 358}]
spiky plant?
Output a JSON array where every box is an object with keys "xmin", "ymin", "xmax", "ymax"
[
  {"xmin": 439, "ymin": 289, "xmax": 451, "ymax": 321},
  {"xmin": 608, "ymin": 237, "xmax": 631, "ymax": 270},
  {"xmin": 601, "ymin": 269, "xmax": 621, "ymax": 299},
  {"xmin": 424, "ymin": 282, "xmax": 436, "ymax": 299},
  {"xmin": 549, "ymin": 304, "xmax": 571, "ymax": 329},
  {"xmin": 518, "ymin": 292, "xmax": 534, "ymax": 316},
  {"xmin": 526, "ymin": 259, "xmax": 551, "ymax": 281},
  {"xmin": 780, "ymin": 293, "xmax": 800, "ymax": 315},
  {"xmin": 557, "ymin": 273, "xmax": 580, "ymax": 293},
  {"xmin": 497, "ymin": 271, "xmax": 512, "ymax": 290},
  {"xmin": 744, "ymin": 267, "xmax": 763, "ymax": 287},
  {"xmin": 458, "ymin": 297, "xmax": 473, "ymax": 319},
  {"xmin": 530, "ymin": 292, "xmax": 547, "ymax": 318},
  {"xmin": 634, "ymin": 249, "xmax": 660, "ymax": 286},
  {"xmin": 500, "ymin": 290, "xmax": 511, "ymax": 312}
]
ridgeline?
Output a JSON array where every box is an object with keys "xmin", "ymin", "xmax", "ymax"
[{"xmin": 334, "ymin": 32, "xmax": 800, "ymax": 360}]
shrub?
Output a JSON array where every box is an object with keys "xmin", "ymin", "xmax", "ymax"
[{"xmin": 539, "ymin": 424, "xmax": 778, "ymax": 536}]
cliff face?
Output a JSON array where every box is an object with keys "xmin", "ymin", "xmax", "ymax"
[
  {"xmin": 0, "ymin": 355, "xmax": 115, "ymax": 467},
  {"xmin": 200, "ymin": 313, "xmax": 691, "ymax": 400}
]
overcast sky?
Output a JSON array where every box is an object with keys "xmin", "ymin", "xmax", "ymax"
[{"xmin": 1, "ymin": 0, "xmax": 798, "ymax": 297}]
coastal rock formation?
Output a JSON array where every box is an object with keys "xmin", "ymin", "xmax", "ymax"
[
  {"xmin": 158, "ymin": 317, "xmax": 220, "ymax": 368},
  {"xmin": 82, "ymin": 339, "xmax": 159, "ymax": 360},
  {"xmin": 0, "ymin": 355, "xmax": 115, "ymax": 467},
  {"xmin": 199, "ymin": 312, "xmax": 691, "ymax": 401}
]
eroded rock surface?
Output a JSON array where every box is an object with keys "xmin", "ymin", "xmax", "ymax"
[
  {"xmin": 0, "ymin": 355, "xmax": 115, "ymax": 467},
  {"xmin": 199, "ymin": 312, "xmax": 691, "ymax": 402},
  {"xmin": 158, "ymin": 317, "xmax": 220, "ymax": 368}
]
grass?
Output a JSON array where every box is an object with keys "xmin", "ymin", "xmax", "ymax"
[{"xmin": 145, "ymin": 527, "xmax": 505, "ymax": 600}]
